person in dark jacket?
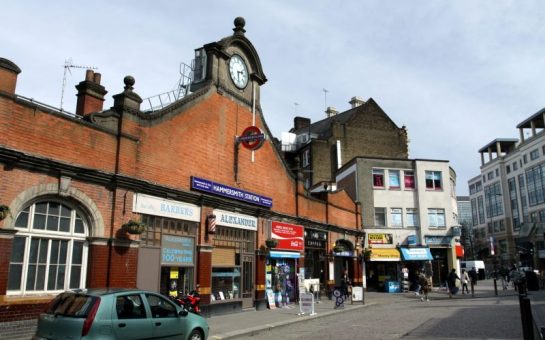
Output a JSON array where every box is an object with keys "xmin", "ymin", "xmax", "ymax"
[{"xmin": 448, "ymin": 269, "xmax": 460, "ymax": 298}]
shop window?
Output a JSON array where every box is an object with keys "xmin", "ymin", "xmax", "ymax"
[
  {"xmin": 141, "ymin": 215, "xmax": 198, "ymax": 247},
  {"xmin": 7, "ymin": 201, "xmax": 88, "ymax": 295},
  {"xmin": 404, "ymin": 171, "xmax": 415, "ymax": 189},
  {"xmin": 211, "ymin": 268, "xmax": 241, "ymax": 301},
  {"xmin": 373, "ymin": 169, "xmax": 384, "ymax": 188}
]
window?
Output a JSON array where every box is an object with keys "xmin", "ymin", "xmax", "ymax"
[
  {"xmin": 428, "ymin": 208, "xmax": 446, "ymax": 228},
  {"xmin": 477, "ymin": 196, "xmax": 485, "ymax": 224},
  {"xmin": 475, "ymin": 181, "xmax": 482, "ymax": 192},
  {"xmin": 469, "ymin": 184, "xmax": 476, "ymax": 195},
  {"xmin": 471, "ymin": 199, "xmax": 478, "ymax": 226},
  {"xmin": 390, "ymin": 208, "xmax": 402, "ymax": 227},
  {"xmin": 542, "ymin": 145, "xmax": 545, "ymax": 156},
  {"xmin": 404, "ymin": 171, "xmax": 415, "ymax": 189},
  {"xmin": 389, "ymin": 170, "xmax": 400, "ymax": 189},
  {"xmin": 506, "ymin": 165, "xmax": 511, "ymax": 174},
  {"xmin": 513, "ymin": 162, "xmax": 518, "ymax": 171},
  {"xmin": 116, "ymin": 294, "xmax": 147, "ymax": 319},
  {"xmin": 146, "ymin": 294, "xmax": 177, "ymax": 318},
  {"xmin": 487, "ymin": 172, "xmax": 494, "ymax": 180},
  {"xmin": 406, "ymin": 208, "xmax": 419, "ymax": 227},
  {"xmin": 373, "ymin": 169, "xmax": 384, "ymax": 188},
  {"xmin": 374, "ymin": 208, "xmax": 386, "ymax": 227},
  {"xmin": 509, "ymin": 178, "xmax": 520, "ymax": 231},
  {"xmin": 496, "ymin": 169, "xmax": 499, "ymax": 176},
  {"xmin": 302, "ymin": 149, "xmax": 310, "ymax": 167},
  {"xmin": 7, "ymin": 201, "xmax": 88, "ymax": 295},
  {"xmin": 484, "ymin": 182, "xmax": 503, "ymax": 218},
  {"xmin": 523, "ymin": 155, "xmax": 528, "ymax": 164},
  {"xmin": 530, "ymin": 149, "xmax": 539, "ymax": 161},
  {"xmin": 425, "ymin": 171, "xmax": 442, "ymax": 190},
  {"xmin": 526, "ymin": 163, "xmax": 545, "ymax": 206}
]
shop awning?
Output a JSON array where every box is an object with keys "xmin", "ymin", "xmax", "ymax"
[
  {"xmin": 269, "ymin": 251, "xmax": 300, "ymax": 259},
  {"xmin": 367, "ymin": 248, "xmax": 400, "ymax": 262},
  {"xmin": 400, "ymin": 247, "xmax": 433, "ymax": 261}
]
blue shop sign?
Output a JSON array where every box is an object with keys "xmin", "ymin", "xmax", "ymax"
[
  {"xmin": 424, "ymin": 235, "xmax": 451, "ymax": 246},
  {"xmin": 161, "ymin": 235, "xmax": 194, "ymax": 266},
  {"xmin": 400, "ymin": 247, "xmax": 433, "ymax": 261},
  {"xmin": 191, "ymin": 176, "xmax": 272, "ymax": 208}
]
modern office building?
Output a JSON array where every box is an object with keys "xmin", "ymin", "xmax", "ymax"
[{"xmin": 469, "ymin": 107, "xmax": 545, "ymax": 272}]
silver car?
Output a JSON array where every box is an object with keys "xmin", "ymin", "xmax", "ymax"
[{"xmin": 33, "ymin": 288, "xmax": 209, "ymax": 340}]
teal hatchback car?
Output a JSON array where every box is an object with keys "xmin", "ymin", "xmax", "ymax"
[{"xmin": 33, "ymin": 289, "xmax": 209, "ymax": 340}]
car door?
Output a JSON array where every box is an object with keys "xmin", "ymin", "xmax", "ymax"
[
  {"xmin": 112, "ymin": 293, "xmax": 153, "ymax": 339},
  {"xmin": 144, "ymin": 293, "xmax": 185, "ymax": 339}
]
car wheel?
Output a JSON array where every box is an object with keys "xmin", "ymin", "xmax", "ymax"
[{"xmin": 188, "ymin": 329, "xmax": 203, "ymax": 340}]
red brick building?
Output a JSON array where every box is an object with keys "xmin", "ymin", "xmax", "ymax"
[{"xmin": 0, "ymin": 18, "xmax": 362, "ymax": 335}]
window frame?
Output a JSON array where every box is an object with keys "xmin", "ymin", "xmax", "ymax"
[
  {"xmin": 373, "ymin": 169, "xmax": 385, "ymax": 188},
  {"xmin": 388, "ymin": 170, "xmax": 401, "ymax": 190},
  {"xmin": 425, "ymin": 171, "xmax": 443, "ymax": 190},
  {"xmin": 374, "ymin": 207, "xmax": 386, "ymax": 227},
  {"xmin": 404, "ymin": 171, "xmax": 415, "ymax": 190},
  {"xmin": 390, "ymin": 208, "xmax": 403, "ymax": 227},
  {"xmin": 406, "ymin": 208, "xmax": 419, "ymax": 227},
  {"xmin": 7, "ymin": 200, "xmax": 88, "ymax": 296},
  {"xmin": 427, "ymin": 208, "xmax": 446, "ymax": 228}
]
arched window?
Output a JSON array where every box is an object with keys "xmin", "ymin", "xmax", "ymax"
[{"xmin": 7, "ymin": 201, "xmax": 88, "ymax": 295}]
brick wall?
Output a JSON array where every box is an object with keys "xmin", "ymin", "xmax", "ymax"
[
  {"xmin": 87, "ymin": 243, "xmax": 138, "ymax": 288},
  {"xmin": 0, "ymin": 237, "xmax": 14, "ymax": 295}
]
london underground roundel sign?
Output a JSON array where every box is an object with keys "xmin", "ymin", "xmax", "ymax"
[{"xmin": 239, "ymin": 126, "xmax": 265, "ymax": 150}]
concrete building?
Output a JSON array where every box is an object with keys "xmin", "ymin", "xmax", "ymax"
[
  {"xmin": 336, "ymin": 157, "xmax": 461, "ymax": 289},
  {"xmin": 469, "ymin": 107, "xmax": 545, "ymax": 272}
]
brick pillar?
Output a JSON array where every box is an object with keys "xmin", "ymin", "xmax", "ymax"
[
  {"xmin": 197, "ymin": 245, "xmax": 212, "ymax": 304},
  {"xmin": 87, "ymin": 238, "xmax": 139, "ymax": 288},
  {"xmin": 255, "ymin": 252, "xmax": 267, "ymax": 300},
  {"xmin": 0, "ymin": 229, "xmax": 17, "ymax": 295}
]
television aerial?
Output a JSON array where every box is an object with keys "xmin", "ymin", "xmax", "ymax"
[{"xmin": 61, "ymin": 58, "xmax": 98, "ymax": 111}]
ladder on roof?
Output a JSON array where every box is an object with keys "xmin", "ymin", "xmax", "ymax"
[{"xmin": 141, "ymin": 62, "xmax": 193, "ymax": 113}]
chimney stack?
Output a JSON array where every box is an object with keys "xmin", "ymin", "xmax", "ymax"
[
  {"xmin": 294, "ymin": 116, "xmax": 311, "ymax": 130},
  {"xmin": 325, "ymin": 106, "xmax": 338, "ymax": 118},
  {"xmin": 0, "ymin": 58, "xmax": 22, "ymax": 95},
  {"xmin": 75, "ymin": 69, "xmax": 107, "ymax": 116},
  {"xmin": 349, "ymin": 96, "xmax": 365, "ymax": 108}
]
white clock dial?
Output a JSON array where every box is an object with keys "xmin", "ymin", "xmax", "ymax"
[{"xmin": 229, "ymin": 54, "xmax": 248, "ymax": 89}]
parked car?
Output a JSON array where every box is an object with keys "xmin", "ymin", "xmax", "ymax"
[{"xmin": 33, "ymin": 288, "xmax": 209, "ymax": 340}]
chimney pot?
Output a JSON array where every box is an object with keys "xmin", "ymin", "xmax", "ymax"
[
  {"xmin": 93, "ymin": 73, "xmax": 101, "ymax": 84},
  {"xmin": 349, "ymin": 96, "xmax": 365, "ymax": 108},
  {"xmin": 85, "ymin": 69, "xmax": 94, "ymax": 81},
  {"xmin": 325, "ymin": 106, "xmax": 338, "ymax": 118}
]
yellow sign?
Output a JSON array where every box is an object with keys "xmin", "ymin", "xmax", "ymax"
[
  {"xmin": 368, "ymin": 248, "xmax": 400, "ymax": 262},
  {"xmin": 170, "ymin": 268, "xmax": 179, "ymax": 279},
  {"xmin": 368, "ymin": 233, "xmax": 393, "ymax": 244}
]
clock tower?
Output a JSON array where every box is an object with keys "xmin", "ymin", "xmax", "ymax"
[{"xmin": 190, "ymin": 17, "xmax": 267, "ymax": 108}]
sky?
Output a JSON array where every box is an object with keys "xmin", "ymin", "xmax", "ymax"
[{"xmin": 3, "ymin": 1, "xmax": 545, "ymax": 196}]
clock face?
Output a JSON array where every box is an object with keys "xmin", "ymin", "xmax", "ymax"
[{"xmin": 229, "ymin": 54, "xmax": 248, "ymax": 89}]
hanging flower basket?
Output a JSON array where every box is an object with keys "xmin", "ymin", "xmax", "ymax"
[
  {"xmin": 122, "ymin": 220, "xmax": 146, "ymax": 235},
  {"xmin": 0, "ymin": 205, "xmax": 11, "ymax": 221},
  {"xmin": 265, "ymin": 238, "xmax": 278, "ymax": 249}
]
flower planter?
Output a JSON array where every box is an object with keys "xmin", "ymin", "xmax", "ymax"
[
  {"xmin": 265, "ymin": 239, "xmax": 278, "ymax": 249},
  {"xmin": 122, "ymin": 220, "xmax": 146, "ymax": 235}
]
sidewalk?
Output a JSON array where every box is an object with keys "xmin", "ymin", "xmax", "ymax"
[{"xmin": 206, "ymin": 279, "xmax": 516, "ymax": 339}]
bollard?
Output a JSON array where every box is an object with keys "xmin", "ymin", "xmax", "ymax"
[
  {"xmin": 493, "ymin": 278, "xmax": 498, "ymax": 296},
  {"xmin": 519, "ymin": 296, "xmax": 534, "ymax": 340},
  {"xmin": 471, "ymin": 280, "xmax": 474, "ymax": 298}
]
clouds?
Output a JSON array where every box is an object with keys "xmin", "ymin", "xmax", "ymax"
[{"xmin": 3, "ymin": 1, "xmax": 545, "ymax": 195}]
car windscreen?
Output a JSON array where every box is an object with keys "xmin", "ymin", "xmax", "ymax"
[{"xmin": 46, "ymin": 292, "xmax": 98, "ymax": 318}]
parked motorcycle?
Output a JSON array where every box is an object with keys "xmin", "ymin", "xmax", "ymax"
[{"xmin": 169, "ymin": 290, "xmax": 201, "ymax": 314}]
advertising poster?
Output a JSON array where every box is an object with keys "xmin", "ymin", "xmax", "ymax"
[{"xmin": 271, "ymin": 221, "xmax": 304, "ymax": 251}]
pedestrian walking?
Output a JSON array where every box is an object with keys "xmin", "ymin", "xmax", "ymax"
[
  {"xmin": 448, "ymin": 268, "xmax": 460, "ymax": 298},
  {"xmin": 461, "ymin": 269, "xmax": 470, "ymax": 294},
  {"xmin": 469, "ymin": 267, "xmax": 478, "ymax": 286},
  {"xmin": 419, "ymin": 272, "xmax": 431, "ymax": 302},
  {"xmin": 341, "ymin": 268, "xmax": 351, "ymax": 299}
]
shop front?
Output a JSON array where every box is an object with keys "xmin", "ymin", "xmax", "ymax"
[
  {"xmin": 303, "ymin": 229, "xmax": 328, "ymax": 293},
  {"xmin": 365, "ymin": 248, "xmax": 401, "ymax": 291},
  {"xmin": 399, "ymin": 247, "xmax": 433, "ymax": 290},
  {"xmin": 265, "ymin": 221, "xmax": 303, "ymax": 308},
  {"xmin": 210, "ymin": 209, "xmax": 256, "ymax": 311},
  {"xmin": 425, "ymin": 235, "xmax": 453, "ymax": 287},
  {"xmin": 134, "ymin": 193, "xmax": 200, "ymax": 296}
]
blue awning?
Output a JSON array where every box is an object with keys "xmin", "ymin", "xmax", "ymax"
[
  {"xmin": 400, "ymin": 247, "xmax": 433, "ymax": 261},
  {"xmin": 269, "ymin": 251, "xmax": 301, "ymax": 259}
]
